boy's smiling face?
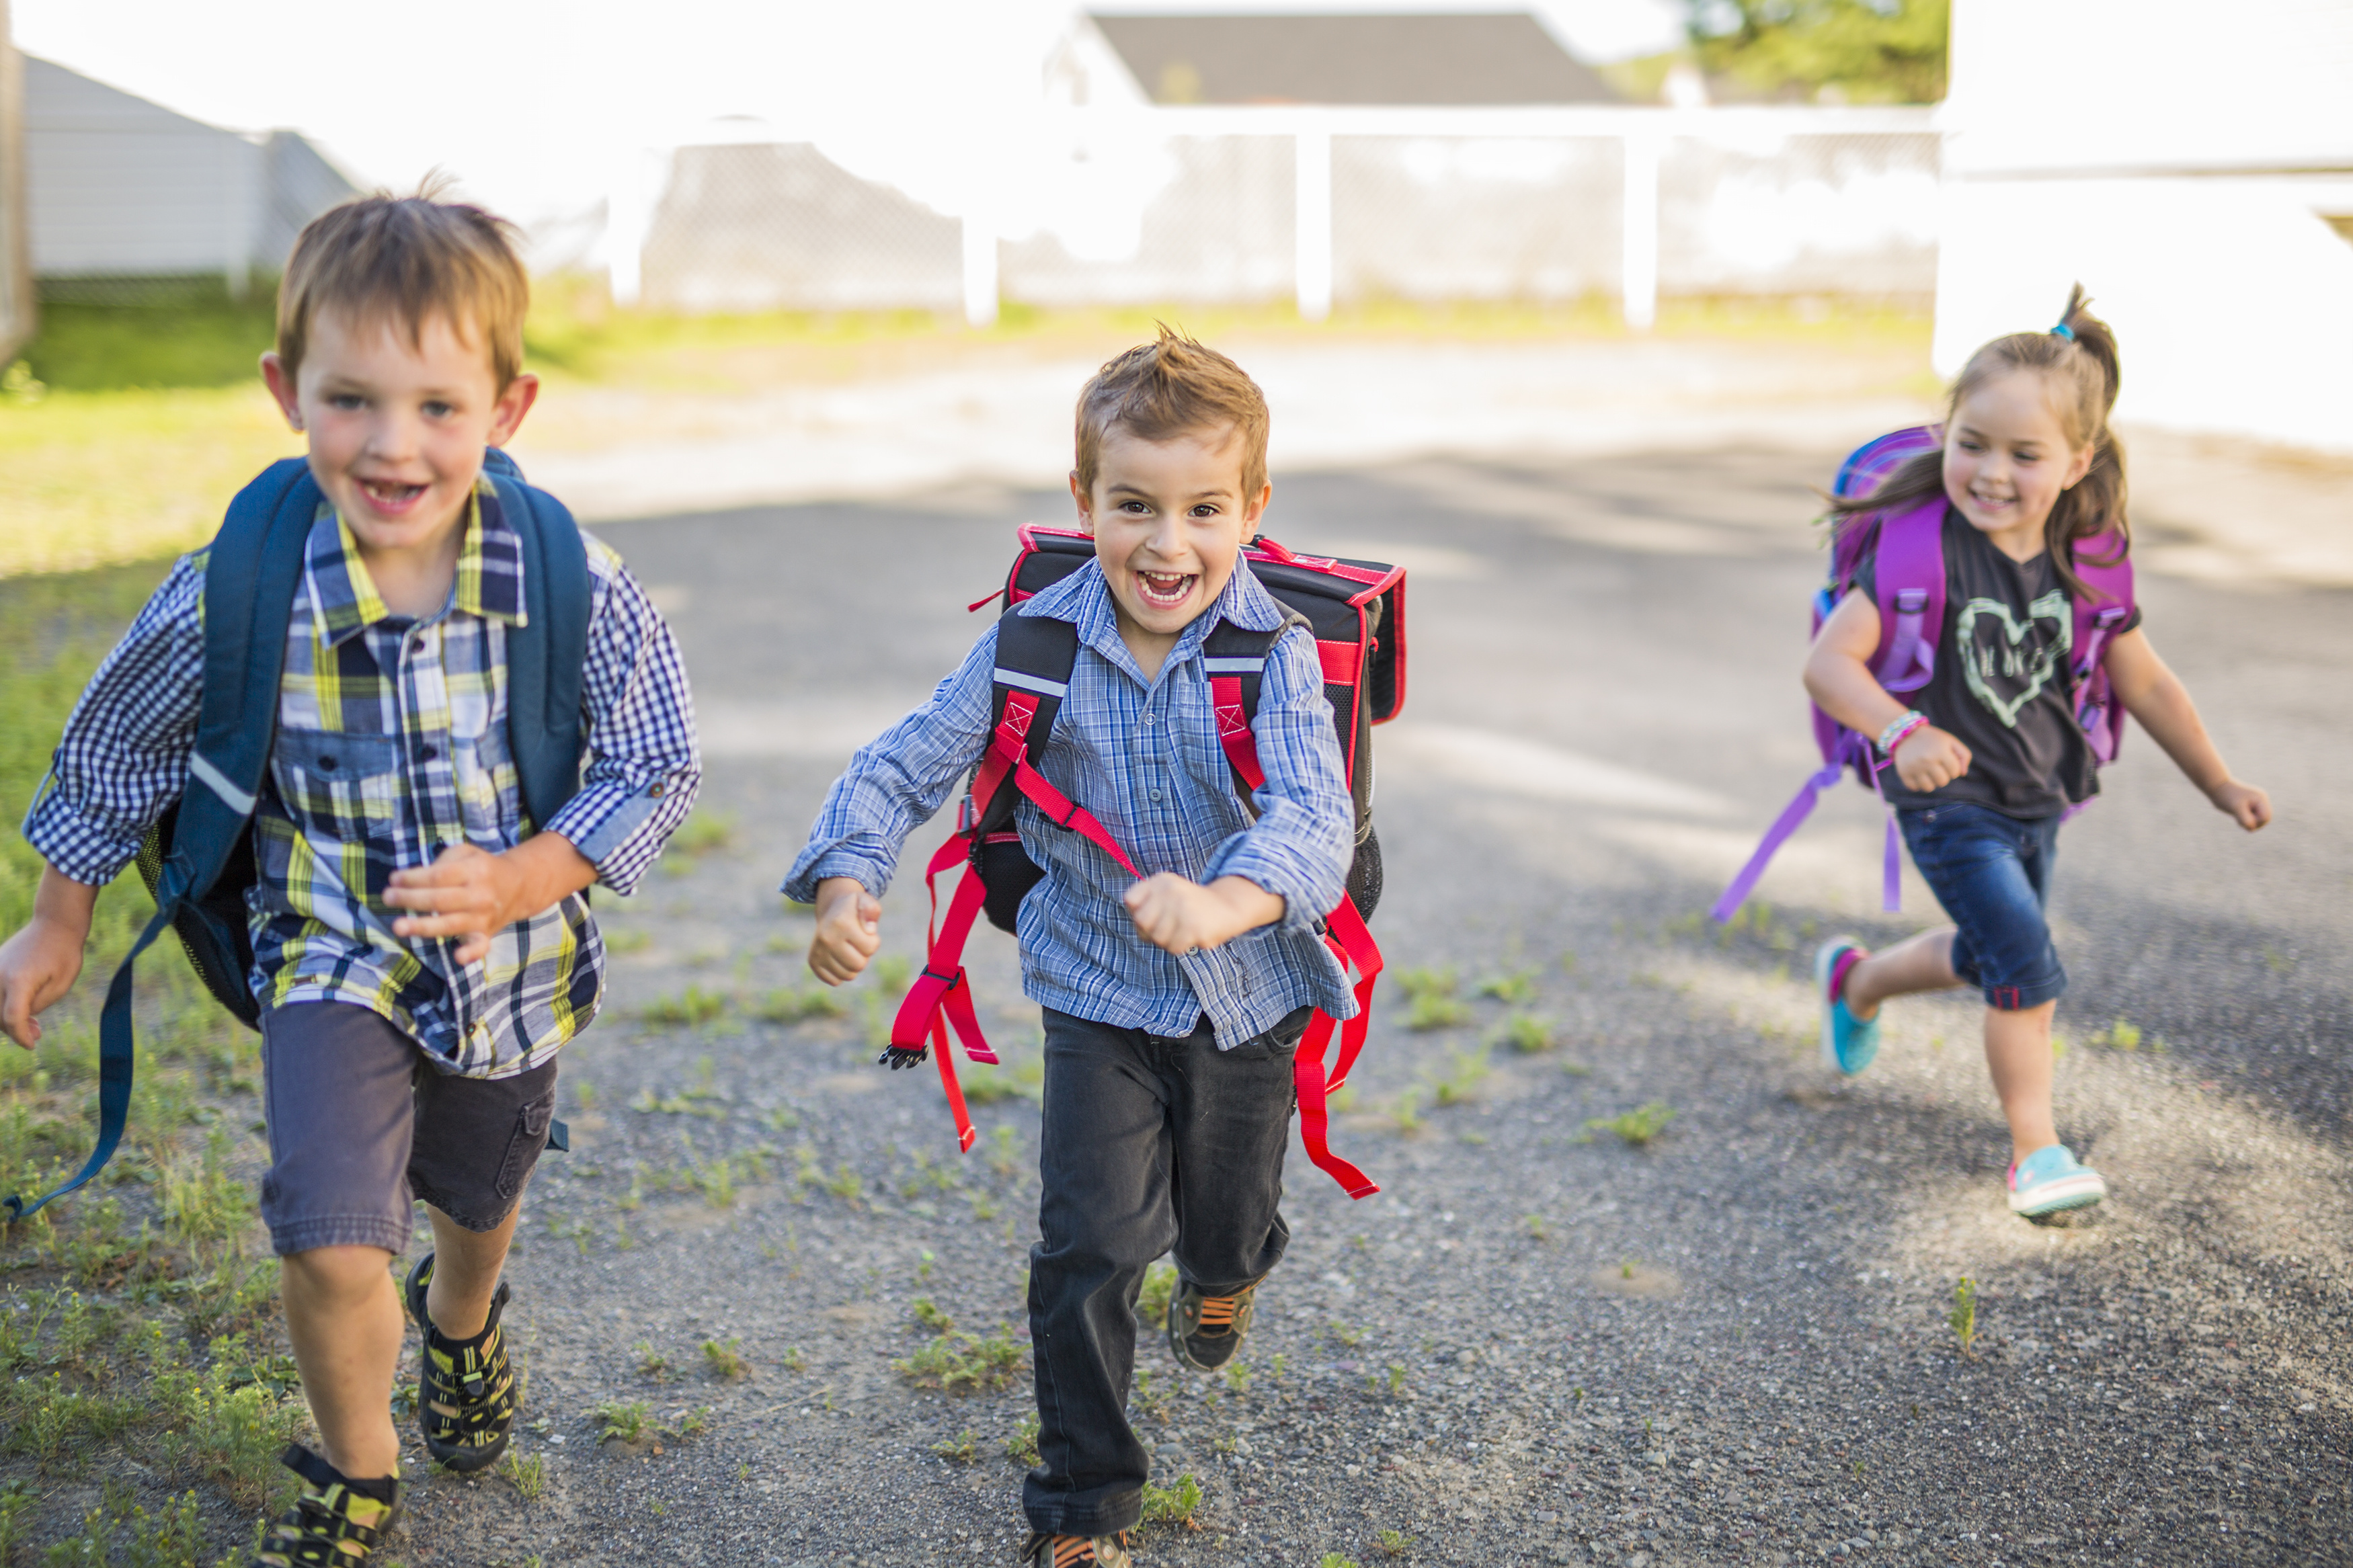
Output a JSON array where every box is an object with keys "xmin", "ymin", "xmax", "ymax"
[
  {"xmin": 262, "ymin": 306, "xmax": 536, "ymax": 576},
  {"xmin": 1074, "ymin": 422, "xmax": 1270, "ymax": 674}
]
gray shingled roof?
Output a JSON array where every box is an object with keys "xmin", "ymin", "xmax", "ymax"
[{"xmin": 1088, "ymin": 11, "xmax": 1618, "ymax": 106}]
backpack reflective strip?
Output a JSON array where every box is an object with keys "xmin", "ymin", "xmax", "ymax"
[
  {"xmin": 1201, "ymin": 655, "xmax": 1266, "ymax": 675},
  {"xmin": 994, "ymin": 667, "xmax": 1069, "ymax": 698}
]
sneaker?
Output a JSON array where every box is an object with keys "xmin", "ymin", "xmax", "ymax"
[
  {"xmin": 252, "ymin": 1444, "xmax": 398, "ymax": 1566},
  {"xmin": 2007, "ymin": 1145, "xmax": 2108, "ymax": 1219},
  {"xmin": 1166, "ymin": 1277, "xmax": 1257, "ymax": 1372},
  {"xmin": 1814, "ymin": 937, "xmax": 1880, "ymax": 1077},
  {"xmin": 1021, "ymin": 1532, "xmax": 1133, "ymax": 1567},
  {"xmin": 403, "ymin": 1253, "xmax": 519, "ymax": 1473}
]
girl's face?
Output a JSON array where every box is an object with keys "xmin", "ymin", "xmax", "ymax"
[{"xmin": 1942, "ymin": 368, "xmax": 2096, "ymax": 560}]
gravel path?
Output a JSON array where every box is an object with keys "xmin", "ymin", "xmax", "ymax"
[{"xmin": 377, "ymin": 447, "xmax": 2350, "ymax": 1567}]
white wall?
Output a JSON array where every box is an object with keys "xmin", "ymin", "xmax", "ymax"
[{"xmin": 1935, "ymin": 0, "xmax": 2353, "ymax": 453}]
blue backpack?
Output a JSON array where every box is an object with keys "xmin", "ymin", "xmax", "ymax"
[{"xmin": 7, "ymin": 450, "xmax": 590, "ymax": 1220}]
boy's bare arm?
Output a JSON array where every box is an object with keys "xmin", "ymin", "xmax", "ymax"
[
  {"xmin": 383, "ymin": 834, "xmax": 598, "ymax": 966},
  {"xmin": 2104, "ymin": 628, "xmax": 2272, "ymax": 831},
  {"xmin": 1804, "ymin": 588, "xmax": 1972, "ymax": 792},
  {"xmin": 0, "ymin": 867, "xmax": 102, "ymax": 1048},
  {"xmin": 1124, "ymin": 873, "xmax": 1283, "ymax": 956},
  {"xmin": 809, "ymin": 876, "xmax": 883, "ymax": 985}
]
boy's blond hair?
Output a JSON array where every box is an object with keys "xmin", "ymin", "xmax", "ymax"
[
  {"xmin": 1074, "ymin": 326, "xmax": 1270, "ymax": 499},
  {"xmin": 276, "ymin": 187, "xmax": 530, "ymax": 391}
]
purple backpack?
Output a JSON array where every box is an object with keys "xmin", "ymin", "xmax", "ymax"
[{"xmin": 1712, "ymin": 425, "xmax": 2137, "ymax": 922}]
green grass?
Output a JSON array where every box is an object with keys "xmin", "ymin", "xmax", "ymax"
[
  {"xmin": 1587, "ymin": 1101, "xmax": 1677, "ymax": 1147},
  {"xmin": 895, "ymin": 1327, "xmax": 1025, "ymax": 1393},
  {"xmin": 1140, "ymin": 1473, "xmax": 1203, "ymax": 1531}
]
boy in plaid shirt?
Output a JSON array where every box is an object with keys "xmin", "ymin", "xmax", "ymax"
[{"xmin": 0, "ymin": 192, "xmax": 699, "ymax": 1564}]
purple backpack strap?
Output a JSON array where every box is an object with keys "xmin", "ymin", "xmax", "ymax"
[
  {"xmin": 2067, "ymin": 530, "xmax": 2135, "ymax": 765},
  {"xmin": 1868, "ymin": 499, "xmax": 1947, "ymax": 694}
]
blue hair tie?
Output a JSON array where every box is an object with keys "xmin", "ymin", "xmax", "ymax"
[{"xmin": 2050, "ymin": 321, "xmax": 2076, "ymax": 341}]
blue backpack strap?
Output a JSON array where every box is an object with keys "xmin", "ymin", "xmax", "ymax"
[
  {"xmin": 5, "ymin": 458, "xmax": 315, "ymax": 1222},
  {"xmin": 482, "ymin": 449, "xmax": 591, "ymax": 831}
]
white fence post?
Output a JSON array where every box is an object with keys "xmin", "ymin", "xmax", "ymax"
[
  {"xmin": 1621, "ymin": 130, "xmax": 1661, "ymax": 331},
  {"xmin": 962, "ymin": 210, "xmax": 998, "ymax": 328},
  {"xmin": 1295, "ymin": 124, "xmax": 1332, "ymax": 322}
]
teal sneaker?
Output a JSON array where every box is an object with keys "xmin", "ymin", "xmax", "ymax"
[
  {"xmin": 1814, "ymin": 937, "xmax": 1880, "ymax": 1077},
  {"xmin": 2008, "ymin": 1145, "xmax": 2108, "ymax": 1219}
]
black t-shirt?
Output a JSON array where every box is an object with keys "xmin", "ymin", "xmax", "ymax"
[{"xmin": 1856, "ymin": 508, "xmax": 2141, "ymax": 819}]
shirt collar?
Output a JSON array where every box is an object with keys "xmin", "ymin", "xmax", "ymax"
[{"xmin": 306, "ymin": 478, "xmax": 527, "ymax": 647}]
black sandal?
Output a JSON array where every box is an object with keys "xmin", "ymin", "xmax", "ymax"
[
  {"xmin": 403, "ymin": 1252, "xmax": 519, "ymax": 1472},
  {"xmin": 252, "ymin": 1443, "xmax": 399, "ymax": 1566}
]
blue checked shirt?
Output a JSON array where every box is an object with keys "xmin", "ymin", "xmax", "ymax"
[
  {"xmin": 24, "ymin": 481, "xmax": 701, "ymax": 1078},
  {"xmin": 784, "ymin": 558, "xmax": 1357, "ymax": 1045}
]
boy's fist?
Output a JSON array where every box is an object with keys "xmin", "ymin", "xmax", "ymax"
[
  {"xmin": 2210, "ymin": 779, "xmax": 2273, "ymax": 832},
  {"xmin": 0, "ymin": 869, "xmax": 101, "ymax": 1050},
  {"xmin": 385, "ymin": 834, "xmax": 596, "ymax": 966},
  {"xmin": 1123, "ymin": 874, "xmax": 1283, "ymax": 957},
  {"xmin": 809, "ymin": 877, "xmax": 882, "ymax": 985},
  {"xmin": 1892, "ymin": 725, "xmax": 1972, "ymax": 794}
]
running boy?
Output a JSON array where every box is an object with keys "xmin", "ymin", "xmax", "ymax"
[
  {"xmin": 0, "ymin": 192, "xmax": 699, "ymax": 1563},
  {"xmin": 1806, "ymin": 288, "xmax": 2270, "ymax": 1219},
  {"xmin": 787, "ymin": 330, "xmax": 1356, "ymax": 1567}
]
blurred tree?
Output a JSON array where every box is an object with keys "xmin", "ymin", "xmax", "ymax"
[{"xmin": 1683, "ymin": 0, "xmax": 1948, "ymax": 104}]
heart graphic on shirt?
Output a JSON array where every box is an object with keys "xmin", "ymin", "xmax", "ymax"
[{"xmin": 1956, "ymin": 591, "xmax": 2073, "ymax": 729}]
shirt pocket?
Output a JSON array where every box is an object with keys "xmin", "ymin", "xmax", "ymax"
[
  {"xmin": 451, "ymin": 716, "xmax": 524, "ymax": 845},
  {"xmin": 270, "ymin": 727, "xmax": 403, "ymax": 844}
]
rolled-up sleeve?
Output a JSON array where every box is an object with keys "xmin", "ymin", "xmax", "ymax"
[
  {"xmin": 22, "ymin": 554, "xmax": 206, "ymax": 886},
  {"xmin": 1203, "ymin": 624, "xmax": 1353, "ymax": 934},
  {"xmin": 541, "ymin": 540, "xmax": 701, "ymax": 895},
  {"xmin": 781, "ymin": 626, "xmax": 997, "ymax": 903}
]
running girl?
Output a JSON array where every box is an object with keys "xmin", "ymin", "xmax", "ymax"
[{"xmin": 1805, "ymin": 287, "xmax": 2272, "ymax": 1220}]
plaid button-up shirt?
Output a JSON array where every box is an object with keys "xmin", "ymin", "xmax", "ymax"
[
  {"xmin": 24, "ymin": 481, "xmax": 700, "ymax": 1077},
  {"xmin": 784, "ymin": 558, "xmax": 1357, "ymax": 1045}
]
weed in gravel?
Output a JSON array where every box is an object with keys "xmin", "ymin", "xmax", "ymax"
[
  {"xmin": 1136, "ymin": 1262, "xmax": 1178, "ymax": 1329},
  {"xmin": 1497, "ymin": 1014, "xmax": 1556, "ymax": 1054},
  {"xmin": 162, "ymin": 1354, "xmax": 306, "ymax": 1510},
  {"xmin": 2096, "ymin": 1018, "xmax": 2153, "ymax": 1051},
  {"xmin": 1327, "ymin": 1321, "xmax": 1365, "ymax": 1348},
  {"xmin": 898, "ymin": 1327, "xmax": 1025, "ymax": 1393},
  {"xmin": 932, "ymin": 1429, "xmax": 979, "ymax": 1464},
  {"xmin": 502, "ymin": 1450, "xmax": 548, "ymax": 1501},
  {"xmin": 911, "ymin": 1297, "xmax": 955, "ymax": 1333},
  {"xmin": 1131, "ymin": 1368, "xmax": 1173, "ymax": 1422},
  {"xmin": 961, "ymin": 1056, "xmax": 1046, "ymax": 1104},
  {"xmin": 1005, "ymin": 1414, "xmax": 1041, "ymax": 1466},
  {"xmin": 1949, "ymin": 1276, "xmax": 1979, "ymax": 1358},
  {"xmin": 703, "ymin": 1337, "xmax": 750, "ymax": 1381},
  {"xmin": 1523, "ymin": 1214, "xmax": 1550, "ymax": 1241},
  {"xmin": 1224, "ymin": 1358, "xmax": 1252, "ymax": 1394},
  {"xmin": 1402, "ymin": 991, "xmax": 1472, "ymax": 1031},
  {"xmin": 1586, "ymin": 1101, "xmax": 1676, "ymax": 1147},
  {"xmin": 161, "ymin": 1128, "xmax": 253, "ymax": 1244},
  {"xmin": 1392, "ymin": 966, "xmax": 1454, "ymax": 1000},
  {"xmin": 988, "ymin": 1125, "xmax": 1027, "ymax": 1180},
  {"xmin": 1560, "ymin": 1059, "xmax": 1593, "ymax": 1077},
  {"xmin": 1375, "ymin": 1528, "xmax": 1413, "ymax": 1557},
  {"xmin": 824, "ymin": 1163, "xmax": 865, "ymax": 1204},
  {"xmin": 1385, "ymin": 1364, "xmax": 1406, "ymax": 1395},
  {"xmin": 603, "ymin": 925, "xmax": 654, "ymax": 956},
  {"xmin": 1476, "ymin": 969, "xmax": 1537, "ymax": 1003},
  {"xmin": 680, "ymin": 1405, "xmax": 713, "ymax": 1438},
  {"xmin": 1427, "ymin": 1046, "xmax": 1491, "ymax": 1106},
  {"xmin": 1140, "ymin": 1473, "xmax": 1202, "ymax": 1532},
  {"xmin": 664, "ymin": 808, "xmax": 739, "ymax": 862},
  {"xmin": 755, "ymin": 985, "xmax": 845, "ymax": 1024},
  {"xmin": 1320, "ymin": 1556, "xmax": 1362, "ymax": 1568},
  {"xmin": 594, "ymin": 1399, "xmax": 657, "ymax": 1444},
  {"xmin": 782, "ymin": 1346, "xmax": 807, "ymax": 1373},
  {"xmin": 637, "ymin": 985, "xmax": 731, "ymax": 1030},
  {"xmin": 635, "ymin": 1340, "xmax": 670, "ymax": 1380},
  {"xmin": 1384, "ymin": 1089, "xmax": 1425, "ymax": 1134}
]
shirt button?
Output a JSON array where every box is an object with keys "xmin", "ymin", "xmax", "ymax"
[
  {"xmin": 1149, "ymin": 790, "xmax": 1164, "ymax": 803},
  {"xmin": 419, "ymin": 745, "xmax": 438, "ymax": 761}
]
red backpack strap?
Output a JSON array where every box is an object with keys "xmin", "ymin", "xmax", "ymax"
[{"xmin": 1868, "ymin": 499, "xmax": 1947, "ymax": 694}]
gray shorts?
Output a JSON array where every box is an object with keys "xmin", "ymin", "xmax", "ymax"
[{"xmin": 258, "ymin": 1001, "xmax": 558, "ymax": 1257}]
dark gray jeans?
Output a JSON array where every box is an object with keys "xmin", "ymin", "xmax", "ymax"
[{"xmin": 1023, "ymin": 1005, "xmax": 1307, "ymax": 1536}]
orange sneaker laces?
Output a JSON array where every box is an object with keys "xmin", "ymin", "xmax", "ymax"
[
  {"xmin": 1050, "ymin": 1536, "xmax": 1112, "ymax": 1567},
  {"xmin": 1195, "ymin": 1292, "xmax": 1244, "ymax": 1331}
]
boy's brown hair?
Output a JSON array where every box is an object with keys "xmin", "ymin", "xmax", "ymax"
[
  {"xmin": 276, "ymin": 186, "xmax": 530, "ymax": 391},
  {"xmin": 1074, "ymin": 325, "xmax": 1271, "ymax": 499}
]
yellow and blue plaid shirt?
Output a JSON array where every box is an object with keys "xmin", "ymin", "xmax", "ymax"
[{"xmin": 26, "ymin": 481, "xmax": 701, "ymax": 1077}]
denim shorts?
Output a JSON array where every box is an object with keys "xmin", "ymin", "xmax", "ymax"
[
  {"xmin": 1897, "ymin": 801, "xmax": 2067, "ymax": 1010},
  {"xmin": 258, "ymin": 1001, "xmax": 558, "ymax": 1256}
]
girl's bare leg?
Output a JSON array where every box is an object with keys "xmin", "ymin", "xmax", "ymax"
[{"xmin": 1841, "ymin": 927, "xmax": 1962, "ymax": 1018}]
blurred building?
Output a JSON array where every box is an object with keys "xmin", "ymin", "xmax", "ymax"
[
  {"xmin": 0, "ymin": 0, "xmax": 30, "ymax": 362},
  {"xmin": 22, "ymin": 54, "xmax": 356, "ymax": 302},
  {"xmin": 1936, "ymin": 0, "xmax": 2353, "ymax": 452},
  {"xmin": 1047, "ymin": 11, "xmax": 1618, "ymax": 107}
]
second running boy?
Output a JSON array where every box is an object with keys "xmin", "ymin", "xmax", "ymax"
[{"xmin": 787, "ymin": 330, "xmax": 1357, "ymax": 1567}]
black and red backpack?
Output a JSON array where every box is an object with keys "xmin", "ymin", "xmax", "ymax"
[{"xmin": 887, "ymin": 527, "xmax": 1407, "ymax": 1198}]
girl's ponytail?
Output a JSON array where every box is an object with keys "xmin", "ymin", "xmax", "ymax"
[{"xmin": 1827, "ymin": 282, "xmax": 2131, "ymax": 602}]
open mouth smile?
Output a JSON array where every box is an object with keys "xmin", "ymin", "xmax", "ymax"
[
  {"xmin": 357, "ymin": 477, "xmax": 430, "ymax": 513},
  {"xmin": 1134, "ymin": 569, "xmax": 1197, "ymax": 610}
]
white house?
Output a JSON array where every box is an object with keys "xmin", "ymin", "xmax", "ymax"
[
  {"xmin": 0, "ymin": 2, "xmax": 31, "ymax": 360},
  {"xmin": 1935, "ymin": 0, "xmax": 2353, "ymax": 452},
  {"xmin": 23, "ymin": 54, "xmax": 355, "ymax": 298}
]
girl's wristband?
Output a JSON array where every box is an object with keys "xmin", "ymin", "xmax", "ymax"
[{"xmin": 1878, "ymin": 711, "xmax": 1930, "ymax": 756}]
